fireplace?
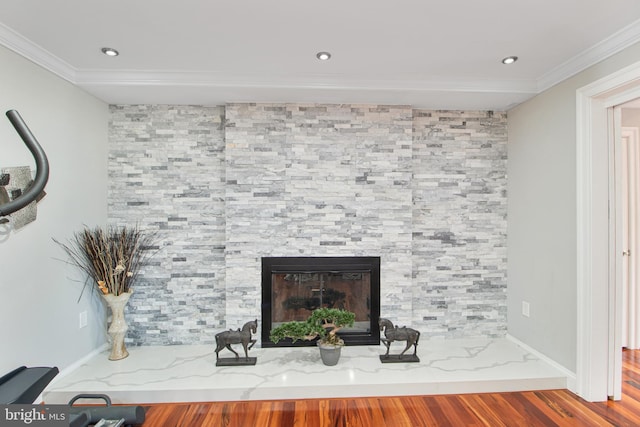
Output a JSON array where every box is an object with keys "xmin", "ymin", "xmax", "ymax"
[{"xmin": 261, "ymin": 256, "xmax": 381, "ymax": 347}]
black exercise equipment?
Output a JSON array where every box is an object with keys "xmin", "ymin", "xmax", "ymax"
[
  {"xmin": 0, "ymin": 109, "xmax": 50, "ymax": 217},
  {"xmin": 68, "ymin": 394, "xmax": 145, "ymax": 427},
  {"xmin": 0, "ymin": 366, "xmax": 145, "ymax": 426},
  {"xmin": 0, "ymin": 366, "xmax": 59, "ymax": 404}
]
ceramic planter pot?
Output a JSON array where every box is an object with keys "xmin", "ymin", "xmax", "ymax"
[{"xmin": 317, "ymin": 341, "xmax": 343, "ymax": 366}]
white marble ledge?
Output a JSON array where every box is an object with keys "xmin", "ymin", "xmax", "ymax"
[{"xmin": 43, "ymin": 338, "xmax": 568, "ymax": 404}]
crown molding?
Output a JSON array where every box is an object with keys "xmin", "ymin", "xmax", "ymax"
[
  {"xmin": 537, "ymin": 18, "xmax": 640, "ymax": 92},
  {"xmin": 74, "ymin": 69, "xmax": 539, "ymax": 95},
  {"xmin": 0, "ymin": 22, "xmax": 77, "ymax": 82}
]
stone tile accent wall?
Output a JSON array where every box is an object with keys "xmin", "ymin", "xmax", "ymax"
[
  {"xmin": 412, "ymin": 110, "xmax": 508, "ymax": 338},
  {"xmin": 224, "ymin": 104, "xmax": 414, "ymax": 329},
  {"xmin": 109, "ymin": 105, "xmax": 226, "ymax": 345},
  {"xmin": 107, "ymin": 104, "xmax": 507, "ymax": 345}
]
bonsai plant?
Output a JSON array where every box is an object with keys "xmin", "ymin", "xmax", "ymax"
[{"xmin": 269, "ymin": 307, "xmax": 356, "ymax": 365}]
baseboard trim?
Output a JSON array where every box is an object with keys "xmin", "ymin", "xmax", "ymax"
[
  {"xmin": 506, "ymin": 334, "xmax": 577, "ymax": 393},
  {"xmin": 56, "ymin": 343, "xmax": 109, "ymax": 382},
  {"xmin": 37, "ymin": 343, "xmax": 109, "ymax": 403}
]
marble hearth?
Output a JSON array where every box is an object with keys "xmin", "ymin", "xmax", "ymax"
[{"xmin": 43, "ymin": 338, "xmax": 567, "ymax": 404}]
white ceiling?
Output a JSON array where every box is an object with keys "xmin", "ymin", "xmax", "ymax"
[{"xmin": 2, "ymin": 0, "xmax": 640, "ymax": 110}]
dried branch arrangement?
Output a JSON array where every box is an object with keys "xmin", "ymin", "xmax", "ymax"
[{"xmin": 54, "ymin": 225, "xmax": 155, "ymax": 296}]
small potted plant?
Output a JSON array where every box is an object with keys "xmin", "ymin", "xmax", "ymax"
[{"xmin": 269, "ymin": 307, "xmax": 356, "ymax": 365}]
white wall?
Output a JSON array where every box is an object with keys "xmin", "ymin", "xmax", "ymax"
[
  {"xmin": 508, "ymin": 41, "xmax": 640, "ymax": 372},
  {"xmin": 0, "ymin": 45, "xmax": 109, "ymax": 375}
]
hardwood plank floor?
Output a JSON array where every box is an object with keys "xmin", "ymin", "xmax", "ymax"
[{"xmin": 141, "ymin": 350, "xmax": 640, "ymax": 426}]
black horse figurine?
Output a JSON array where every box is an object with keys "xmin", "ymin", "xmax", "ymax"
[
  {"xmin": 215, "ymin": 319, "xmax": 257, "ymax": 361},
  {"xmin": 379, "ymin": 318, "xmax": 420, "ymax": 359}
]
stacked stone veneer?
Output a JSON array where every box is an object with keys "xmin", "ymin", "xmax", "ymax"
[
  {"xmin": 109, "ymin": 105, "xmax": 226, "ymax": 344},
  {"xmin": 108, "ymin": 104, "xmax": 507, "ymax": 346},
  {"xmin": 412, "ymin": 111, "xmax": 507, "ymax": 338}
]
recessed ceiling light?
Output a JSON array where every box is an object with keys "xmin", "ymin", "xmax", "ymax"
[
  {"xmin": 316, "ymin": 51, "xmax": 331, "ymax": 61},
  {"xmin": 501, "ymin": 56, "xmax": 518, "ymax": 65},
  {"xmin": 101, "ymin": 47, "xmax": 119, "ymax": 57}
]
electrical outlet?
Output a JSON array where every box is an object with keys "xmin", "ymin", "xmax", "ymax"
[
  {"xmin": 522, "ymin": 301, "xmax": 530, "ymax": 318},
  {"xmin": 79, "ymin": 311, "xmax": 88, "ymax": 329}
]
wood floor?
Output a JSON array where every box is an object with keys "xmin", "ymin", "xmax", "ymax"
[{"xmin": 141, "ymin": 349, "xmax": 640, "ymax": 426}]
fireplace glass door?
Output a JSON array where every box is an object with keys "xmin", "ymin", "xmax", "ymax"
[{"xmin": 261, "ymin": 257, "xmax": 380, "ymax": 347}]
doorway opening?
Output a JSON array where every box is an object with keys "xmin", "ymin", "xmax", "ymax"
[
  {"xmin": 608, "ymin": 103, "xmax": 640, "ymax": 401},
  {"xmin": 577, "ymin": 60, "xmax": 640, "ymax": 402}
]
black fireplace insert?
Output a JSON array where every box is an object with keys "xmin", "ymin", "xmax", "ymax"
[{"xmin": 261, "ymin": 256, "xmax": 381, "ymax": 347}]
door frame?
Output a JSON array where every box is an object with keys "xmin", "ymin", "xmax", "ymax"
[{"xmin": 576, "ymin": 60, "xmax": 640, "ymax": 401}]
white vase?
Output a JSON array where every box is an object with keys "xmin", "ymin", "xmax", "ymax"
[{"xmin": 102, "ymin": 292, "xmax": 132, "ymax": 361}]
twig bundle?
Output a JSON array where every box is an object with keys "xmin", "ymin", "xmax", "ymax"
[{"xmin": 55, "ymin": 225, "xmax": 154, "ymax": 296}]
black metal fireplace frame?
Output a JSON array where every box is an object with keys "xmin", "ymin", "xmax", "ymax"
[{"xmin": 261, "ymin": 256, "xmax": 381, "ymax": 347}]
